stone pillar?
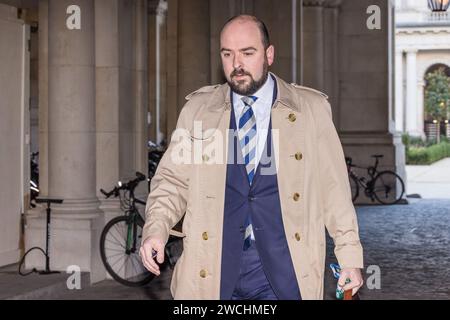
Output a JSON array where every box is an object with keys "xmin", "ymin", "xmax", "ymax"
[
  {"xmin": 209, "ymin": 0, "xmax": 236, "ymax": 84},
  {"xmin": 255, "ymin": 0, "xmax": 295, "ymax": 81},
  {"xmin": 134, "ymin": 0, "xmax": 149, "ymax": 198},
  {"xmin": 395, "ymin": 50, "xmax": 404, "ymax": 132},
  {"xmin": 406, "ymin": 49, "xmax": 420, "ymax": 136},
  {"xmin": 302, "ymin": 0, "xmax": 325, "ymax": 91},
  {"xmin": 94, "ymin": 0, "xmax": 122, "ymax": 282},
  {"xmin": 166, "ymin": 0, "xmax": 179, "ymax": 136},
  {"xmin": 338, "ymin": 0, "xmax": 406, "ymax": 204},
  {"xmin": 323, "ymin": 0, "xmax": 341, "ymax": 125},
  {"xmin": 165, "ymin": 0, "xmax": 210, "ymax": 135},
  {"xmin": 149, "ymin": 0, "xmax": 168, "ymax": 144},
  {"xmin": 417, "ymin": 80, "xmax": 425, "ymax": 139},
  {"xmin": 177, "ymin": 0, "xmax": 210, "ymax": 110},
  {"xmin": 38, "ymin": 0, "xmax": 49, "ymax": 197},
  {"xmin": 26, "ymin": 0, "xmax": 102, "ymax": 274}
]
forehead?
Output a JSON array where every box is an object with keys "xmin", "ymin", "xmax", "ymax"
[{"xmin": 220, "ymin": 20, "xmax": 262, "ymax": 49}]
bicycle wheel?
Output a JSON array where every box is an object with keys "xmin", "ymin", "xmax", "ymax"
[
  {"xmin": 372, "ymin": 170, "xmax": 405, "ymax": 205},
  {"xmin": 100, "ymin": 215, "xmax": 154, "ymax": 287},
  {"xmin": 349, "ymin": 174, "xmax": 359, "ymax": 203}
]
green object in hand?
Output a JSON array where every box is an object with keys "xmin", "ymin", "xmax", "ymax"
[{"xmin": 336, "ymin": 278, "xmax": 351, "ymax": 300}]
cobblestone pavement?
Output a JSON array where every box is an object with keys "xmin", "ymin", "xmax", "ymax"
[
  {"xmin": 54, "ymin": 198, "xmax": 450, "ymax": 300},
  {"xmin": 324, "ymin": 198, "xmax": 450, "ymax": 300}
]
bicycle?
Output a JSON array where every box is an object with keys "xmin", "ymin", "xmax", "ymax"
[
  {"xmin": 99, "ymin": 171, "xmax": 184, "ymax": 287},
  {"xmin": 99, "ymin": 172, "xmax": 154, "ymax": 287},
  {"xmin": 346, "ymin": 154, "xmax": 405, "ymax": 205}
]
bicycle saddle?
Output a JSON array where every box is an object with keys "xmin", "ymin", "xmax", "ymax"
[{"xmin": 371, "ymin": 154, "xmax": 384, "ymax": 158}]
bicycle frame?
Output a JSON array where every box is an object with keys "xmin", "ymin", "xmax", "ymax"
[
  {"xmin": 123, "ymin": 190, "xmax": 146, "ymax": 254},
  {"xmin": 347, "ymin": 158, "xmax": 380, "ymax": 188}
]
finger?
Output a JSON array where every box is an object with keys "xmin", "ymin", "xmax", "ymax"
[
  {"xmin": 145, "ymin": 261, "xmax": 160, "ymax": 276},
  {"xmin": 145, "ymin": 244, "xmax": 161, "ymax": 273},
  {"xmin": 352, "ymin": 277, "xmax": 364, "ymax": 296},
  {"xmin": 350, "ymin": 280, "xmax": 363, "ymax": 296},
  {"xmin": 139, "ymin": 247, "xmax": 149, "ymax": 268},
  {"xmin": 155, "ymin": 243, "xmax": 165, "ymax": 264},
  {"xmin": 139, "ymin": 247, "xmax": 159, "ymax": 275},
  {"xmin": 147, "ymin": 253, "xmax": 160, "ymax": 273},
  {"xmin": 144, "ymin": 257, "xmax": 160, "ymax": 275},
  {"xmin": 343, "ymin": 274, "xmax": 363, "ymax": 292},
  {"xmin": 338, "ymin": 274, "xmax": 349, "ymax": 288},
  {"xmin": 342, "ymin": 281, "xmax": 359, "ymax": 291}
]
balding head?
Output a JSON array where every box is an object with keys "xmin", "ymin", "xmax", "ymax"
[
  {"xmin": 221, "ymin": 15, "xmax": 270, "ymax": 50},
  {"xmin": 219, "ymin": 15, "xmax": 275, "ymax": 96}
]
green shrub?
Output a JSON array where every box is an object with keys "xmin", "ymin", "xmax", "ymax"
[
  {"xmin": 407, "ymin": 141, "xmax": 450, "ymax": 165},
  {"xmin": 402, "ymin": 133, "xmax": 427, "ymax": 149}
]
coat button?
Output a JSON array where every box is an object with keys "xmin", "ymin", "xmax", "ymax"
[
  {"xmin": 295, "ymin": 152, "xmax": 303, "ymax": 160},
  {"xmin": 202, "ymin": 232, "xmax": 208, "ymax": 240},
  {"xmin": 293, "ymin": 193, "xmax": 300, "ymax": 201},
  {"xmin": 200, "ymin": 269, "xmax": 207, "ymax": 278},
  {"xmin": 288, "ymin": 113, "xmax": 297, "ymax": 122},
  {"xmin": 295, "ymin": 233, "xmax": 301, "ymax": 241},
  {"xmin": 202, "ymin": 154, "xmax": 209, "ymax": 162}
]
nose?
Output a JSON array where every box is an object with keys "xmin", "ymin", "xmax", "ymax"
[{"xmin": 233, "ymin": 54, "xmax": 242, "ymax": 70}]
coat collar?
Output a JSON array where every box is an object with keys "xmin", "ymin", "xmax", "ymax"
[{"xmin": 208, "ymin": 72, "xmax": 300, "ymax": 113}]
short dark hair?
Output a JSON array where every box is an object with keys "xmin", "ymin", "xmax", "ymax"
[{"xmin": 222, "ymin": 15, "xmax": 271, "ymax": 50}]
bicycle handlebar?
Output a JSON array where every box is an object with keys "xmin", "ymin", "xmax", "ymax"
[{"xmin": 100, "ymin": 171, "xmax": 147, "ymax": 199}]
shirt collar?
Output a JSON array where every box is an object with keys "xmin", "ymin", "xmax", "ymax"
[{"xmin": 232, "ymin": 74, "xmax": 274, "ymax": 108}]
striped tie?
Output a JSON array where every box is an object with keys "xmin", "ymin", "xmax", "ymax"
[{"xmin": 238, "ymin": 96, "xmax": 257, "ymax": 250}]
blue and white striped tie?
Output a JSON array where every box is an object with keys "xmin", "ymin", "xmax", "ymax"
[{"xmin": 239, "ymin": 96, "xmax": 257, "ymax": 250}]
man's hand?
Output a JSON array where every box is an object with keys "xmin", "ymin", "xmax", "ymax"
[
  {"xmin": 338, "ymin": 268, "xmax": 364, "ymax": 296},
  {"xmin": 139, "ymin": 237, "xmax": 165, "ymax": 276}
]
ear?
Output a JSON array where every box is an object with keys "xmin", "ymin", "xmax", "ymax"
[{"xmin": 266, "ymin": 45, "xmax": 275, "ymax": 66}]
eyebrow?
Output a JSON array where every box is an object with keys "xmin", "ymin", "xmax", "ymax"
[{"xmin": 220, "ymin": 47, "xmax": 258, "ymax": 53}]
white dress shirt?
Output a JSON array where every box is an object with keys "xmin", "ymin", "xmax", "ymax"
[{"xmin": 232, "ymin": 75, "xmax": 275, "ymax": 171}]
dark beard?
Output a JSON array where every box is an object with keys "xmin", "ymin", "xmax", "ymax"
[{"xmin": 228, "ymin": 59, "xmax": 269, "ymax": 96}]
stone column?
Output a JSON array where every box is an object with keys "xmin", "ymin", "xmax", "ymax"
[
  {"xmin": 395, "ymin": 50, "xmax": 404, "ymax": 132},
  {"xmin": 94, "ymin": 0, "xmax": 122, "ymax": 282},
  {"xmin": 165, "ymin": 0, "xmax": 210, "ymax": 136},
  {"xmin": 406, "ymin": 49, "xmax": 420, "ymax": 136},
  {"xmin": 323, "ymin": 0, "xmax": 342, "ymax": 125},
  {"xmin": 338, "ymin": 0, "xmax": 405, "ymax": 204},
  {"xmin": 417, "ymin": 80, "xmax": 425, "ymax": 139},
  {"xmin": 209, "ymin": 0, "xmax": 234, "ymax": 85},
  {"xmin": 38, "ymin": 0, "xmax": 49, "ymax": 197},
  {"xmin": 166, "ymin": 0, "xmax": 178, "ymax": 136},
  {"xmin": 26, "ymin": 0, "xmax": 101, "ymax": 274},
  {"xmin": 255, "ymin": 0, "xmax": 295, "ymax": 81},
  {"xmin": 134, "ymin": 0, "xmax": 149, "ymax": 198},
  {"xmin": 48, "ymin": 0, "xmax": 98, "ymax": 212},
  {"xmin": 148, "ymin": 0, "xmax": 168, "ymax": 144},
  {"xmin": 302, "ymin": 0, "xmax": 325, "ymax": 91},
  {"xmin": 175, "ymin": 0, "xmax": 210, "ymax": 126}
]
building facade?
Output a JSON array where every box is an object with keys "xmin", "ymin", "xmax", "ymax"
[
  {"xmin": 0, "ymin": 0, "xmax": 404, "ymax": 282},
  {"xmin": 395, "ymin": 0, "xmax": 450, "ymax": 138}
]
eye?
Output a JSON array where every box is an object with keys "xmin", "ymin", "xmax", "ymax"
[
  {"xmin": 222, "ymin": 52, "xmax": 231, "ymax": 58},
  {"xmin": 244, "ymin": 51, "xmax": 254, "ymax": 56}
]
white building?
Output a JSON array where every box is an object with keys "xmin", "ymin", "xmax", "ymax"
[{"xmin": 395, "ymin": 0, "xmax": 450, "ymax": 138}]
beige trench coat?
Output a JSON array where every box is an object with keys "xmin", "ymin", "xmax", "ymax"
[{"xmin": 142, "ymin": 72, "xmax": 363, "ymax": 300}]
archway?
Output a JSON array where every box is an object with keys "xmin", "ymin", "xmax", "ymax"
[{"xmin": 423, "ymin": 63, "xmax": 450, "ymax": 141}]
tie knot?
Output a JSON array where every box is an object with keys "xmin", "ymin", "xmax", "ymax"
[{"xmin": 241, "ymin": 96, "xmax": 257, "ymax": 107}]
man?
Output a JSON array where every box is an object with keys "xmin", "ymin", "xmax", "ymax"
[{"xmin": 140, "ymin": 14, "xmax": 364, "ymax": 300}]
